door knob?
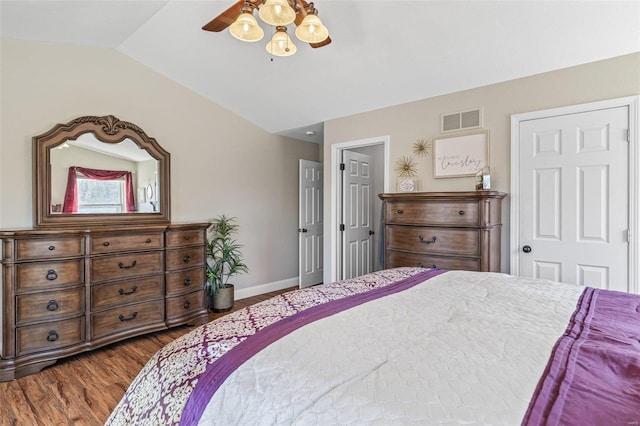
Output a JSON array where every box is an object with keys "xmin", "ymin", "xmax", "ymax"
[
  {"xmin": 298, "ymin": 228, "xmax": 308, "ymax": 233},
  {"xmin": 522, "ymin": 245, "xmax": 532, "ymax": 253},
  {"xmin": 369, "ymin": 230, "xmax": 375, "ymax": 235}
]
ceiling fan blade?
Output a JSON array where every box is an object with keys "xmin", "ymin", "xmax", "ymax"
[
  {"xmin": 202, "ymin": 0, "xmax": 245, "ymax": 32},
  {"xmin": 310, "ymin": 36, "xmax": 331, "ymax": 48}
]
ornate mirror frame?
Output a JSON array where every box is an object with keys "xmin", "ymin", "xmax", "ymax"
[{"xmin": 34, "ymin": 115, "xmax": 171, "ymax": 227}]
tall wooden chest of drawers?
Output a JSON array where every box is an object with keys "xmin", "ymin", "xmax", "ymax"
[
  {"xmin": 379, "ymin": 192, "xmax": 507, "ymax": 272},
  {"xmin": 0, "ymin": 223, "xmax": 209, "ymax": 381}
]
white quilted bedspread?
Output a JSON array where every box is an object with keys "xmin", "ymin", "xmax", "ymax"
[{"xmin": 198, "ymin": 271, "xmax": 583, "ymax": 425}]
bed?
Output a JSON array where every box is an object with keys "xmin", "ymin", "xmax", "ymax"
[{"xmin": 106, "ymin": 268, "xmax": 640, "ymax": 425}]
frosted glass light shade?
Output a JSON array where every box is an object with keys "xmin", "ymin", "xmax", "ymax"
[
  {"xmin": 295, "ymin": 14, "xmax": 329, "ymax": 43},
  {"xmin": 229, "ymin": 12, "xmax": 264, "ymax": 42},
  {"xmin": 266, "ymin": 28, "xmax": 297, "ymax": 56},
  {"xmin": 258, "ymin": 0, "xmax": 296, "ymax": 26}
]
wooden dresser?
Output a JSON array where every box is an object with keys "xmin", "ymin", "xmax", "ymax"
[
  {"xmin": 0, "ymin": 223, "xmax": 208, "ymax": 381},
  {"xmin": 379, "ymin": 191, "xmax": 507, "ymax": 272}
]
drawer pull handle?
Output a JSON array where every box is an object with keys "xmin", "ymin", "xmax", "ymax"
[
  {"xmin": 46, "ymin": 300, "xmax": 59, "ymax": 311},
  {"xmin": 118, "ymin": 260, "xmax": 137, "ymax": 270},
  {"xmin": 419, "ymin": 235, "xmax": 437, "ymax": 245},
  {"xmin": 183, "ymin": 255, "xmax": 191, "ymax": 263},
  {"xmin": 45, "ymin": 270, "xmax": 58, "ymax": 281},
  {"xmin": 103, "ymin": 242, "xmax": 110, "ymax": 247},
  {"xmin": 48, "ymin": 245, "xmax": 55, "ymax": 251},
  {"xmin": 184, "ymin": 300, "xmax": 191, "ymax": 309},
  {"xmin": 184, "ymin": 235, "xmax": 191, "ymax": 240},
  {"xmin": 458, "ymin": 210, "xmax": 465, "ymax": 216},
  {"xmin": 145, "ymin": 239, "xmax": 152, "ymax": 244},
  {"xmin": 47, "ymin": 330, "xmax": 59, "ymax": 342},
  {"xmin": 118, "ymin": 312, "xmax": 138, "ymax": 322},
  {"xmin": 184, "ymin": 277, "xmax": 192, "ymax": 286},
  {"xmin": 397, "ymin": 209, "xmax": 404, "ymax": 214},
  {"xmin": 118, "ymin": 286, "xmax": 138, "ymax": 295}
]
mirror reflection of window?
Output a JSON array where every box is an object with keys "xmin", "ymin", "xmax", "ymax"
[
  {"xmin": 49, "ymin": 134, "xmax": 159, "ymax": 214},
  {"xmin": 77, "ymin": 177, "xmax": 125, "ymax": 213}
]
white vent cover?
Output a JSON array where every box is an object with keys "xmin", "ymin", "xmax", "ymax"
[{"xmin": 441, "ymin": 108, "xmax": 482, "ymax": 133}]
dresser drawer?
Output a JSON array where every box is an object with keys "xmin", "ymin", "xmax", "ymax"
[
  {"xmin": 91, "ymin": 232, "xmax": 164, "ymax": 254},
  {"xmin": 16, "ymin": 237, "xmax": 84, "ymax": 260},
  {"xmin": 16, "ymin": 259, "xmax": 84, "ymax": 292},
  {"xmin": 91, "ymin": 300, "xmax": 164, "ymax": 339},
  {"xmin": 16, "ymin": 287, "xmax": 84, "ymax": 326},
  {"xmin": 166, "ymin": 290, "xmax": 204, "ymax": 320},
  {"xmin": 166, "ymin": 229, "xmax": 205, "ymax": 248},
  {"xmin": 16, "ymin": 317, "xmax": 84, "ymax": 356},
  {"xmin": 385, "ymin": 201, "xmax": 479, "ymax": 225},
  {"xmin": 385, "ymin": 250, "xmax": 480, "ymax": 271},
  {"xmin": 166, "ymin": 247, "xmax": 205, "ymax": 271},
  {"xmin": 166, "ymin": 267, "xmax": 205, "ymax": 295},
  {"xmin": 91, "ymin": 251, "xmax": 164, "ymax": 283},
  {"xmin": 91, "ymin": 276, "xmax": 164, "ymax": 311},
  {"xmin": 385, "ymin": 225, "xmax": 480, "ymax": 256}
]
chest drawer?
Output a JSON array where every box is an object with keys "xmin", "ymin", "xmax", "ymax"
[
  {"xmin": 16, "ymin": 287, "xmax": 84, "ymax": 326},
  {"xmin": 91, "ymin": 300, "xmax": 164, "ymax": 339},
  {"xmin": 91, "ymin": 251, "xmax": 164, "ymax": 283},
  {"xmin": 166, "ymin": 290, "xmax": 205, "ymax": 320},
  {"xmin": 166, "ymin": 229, "xmax": 205, "ymax": 248},
  {"xmin": 16, "ymin": 259, "xmax": 84, "ymax": 292},
  {"xmin": 91, "ymin": 232, "xmax": 164, "ymax": 254},
  {"xmin": 166, "ymin": 247, "xmax": 205, "ymax": 271},
  {"xmin": 15, "ymin": 237, "xmax": 84, "ymax": 261},
  {"xmin": 91, "ymin": 275, "xmax": 164, "ymax": 311},
  {"xmin": 166, "ymin": 267, "xmax": 205, "ymax": 295},
  {"xmin": 16, "ymin": 317, "xmax": 85, "ymax": 356},
  {"xmin": 386, "ymin": 201, "xmax": 479, "ymax": 225},
  {"xmin": 385, "ymin": 251, "xmax": 480, "ymax": 271},
  {"xmin": 385, "ymin": 226, "xmax": 480, "ymax": 256}
]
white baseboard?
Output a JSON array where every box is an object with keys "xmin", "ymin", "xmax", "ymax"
[{"xmin": 234, "ymin": 276, "xmax": 299, "ymax": 300}]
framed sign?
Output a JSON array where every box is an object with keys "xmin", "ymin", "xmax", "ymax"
[{"xmin": 433, "ymin": 130, "xmax": 489, "ymax": 178}]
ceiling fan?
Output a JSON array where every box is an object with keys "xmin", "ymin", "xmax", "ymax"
[{"xmin": 202, "ymin": 0, "xmax": 331, "ymax": 56}]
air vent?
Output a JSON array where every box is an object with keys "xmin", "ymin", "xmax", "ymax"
[{"xmin": 441, "ymin": 108, "xmax": 482, "ymax": 133}]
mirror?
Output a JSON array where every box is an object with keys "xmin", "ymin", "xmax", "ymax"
[{"xmin": 34, "ymin": 115, "xmax": 171, "ymax": 227}]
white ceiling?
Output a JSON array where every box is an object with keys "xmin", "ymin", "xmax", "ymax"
[{"xmin": 2, "ymin": 1, "xmax": 639, "ymax": 143}]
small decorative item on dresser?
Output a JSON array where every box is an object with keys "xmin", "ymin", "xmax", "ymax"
[
  {"xmin": 206, "ymin": 214, "xmax": 248, "ymax": 312},
  {"xmin": 475, "ymin": 166, "xmax": 491, "ymax": 190},
  {"xmin": 397, "ymin": 176, "xmax": 419, "ymax": 192}
]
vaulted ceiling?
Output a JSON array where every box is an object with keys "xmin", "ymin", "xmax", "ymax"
[{"xmin": 2, "ymin": 1, "xmax": 639, "ymax": 143}]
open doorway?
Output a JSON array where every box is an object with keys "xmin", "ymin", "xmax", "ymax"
[{"xmin": 328, "ymin": 136, "xmax": 389, "ymax": 283}]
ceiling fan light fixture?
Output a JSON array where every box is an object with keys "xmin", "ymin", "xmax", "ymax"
[
  {"xmin": 229, "ymin": 12, "xmax": 264, "ymax": 42},
  {"xmin": 266, "ymin": 26, "xmax": 297, "ymax": 56},
  {"xmin": 258, "ymin": 0, "xmax": 296, "ymax": 26},
  {"xmin": 295, "ymin": 13, "xmax": 329, "ymax": 43}
]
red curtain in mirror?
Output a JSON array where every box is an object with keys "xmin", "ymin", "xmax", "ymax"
[{"xmin": 62, "ymin": 166, "xmax": 136, "ymax": 213}]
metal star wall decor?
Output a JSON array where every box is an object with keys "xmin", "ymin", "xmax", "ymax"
[
  {"xmin": 394, "ymin": 155, "xmax": 418, "ymax": 177},
  {"xmin": 412, "ymin": 138, "xmax": 431, "ymax": 157}
]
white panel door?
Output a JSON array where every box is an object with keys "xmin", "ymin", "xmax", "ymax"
[
  {"xmin": 298, "ymin": 160, "xmax": 323, "ymax": 288},
  {"xmin": 518, "ymin": 107, "xmax": 629, "ymax": 291},
  {"xmin": 342, "ymin": 151, "xmax": 372, "ymax": 280}
]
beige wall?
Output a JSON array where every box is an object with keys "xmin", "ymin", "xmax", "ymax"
[
  {"xmin": 324, "ymin": 53, "xmax": 640, "ymax": 274},
  {"xmin": 0, "ymin": 39, "xmax": 320, "ymax": 293}
]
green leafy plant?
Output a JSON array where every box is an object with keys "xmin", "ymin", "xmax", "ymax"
[{"xmin": 205, "ymin": 214, "xmax": 248, "ymax": 295}]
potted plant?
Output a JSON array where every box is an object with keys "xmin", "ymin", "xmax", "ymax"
[{"xmin": 205, "ymin": 214, "xmax": 248, "ymax": 312}]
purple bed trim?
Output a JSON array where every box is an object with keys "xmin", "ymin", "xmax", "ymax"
[
  {"xmin": 522, "ymin": 287, "xmax": 640, "ymax": 425},
  {"xmin": 179, "ymin": 268, "xmax": 446, "ymax": 425}
]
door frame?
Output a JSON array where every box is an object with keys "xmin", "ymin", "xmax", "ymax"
[
  {"xmin": 328, "ymin": 136, "xmax": 390, "ymax": 284},
  {"xmin": 510, "ymin": 96, "xmax": 639, "ymax": 293}
]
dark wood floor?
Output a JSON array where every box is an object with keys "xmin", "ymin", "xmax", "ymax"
[{"xmin": 0, "ymin": 287, "xmax": 295, "ymax": 426}]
